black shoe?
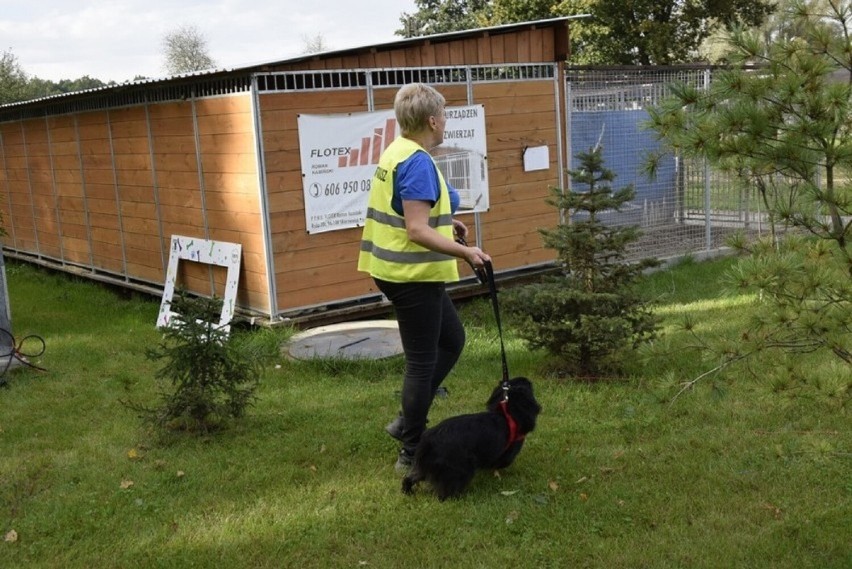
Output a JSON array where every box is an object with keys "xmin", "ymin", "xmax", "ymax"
[
  {"xmin": 395, "ymin": 448, "xmax": 415, "ymax": 473},
  {"xmin": 385, "ymin": 414, "xmax": 404, "ymax": 442},
  {"xmin": 386, "ymin": 414, "xmax": 431, "ymax": 442}
]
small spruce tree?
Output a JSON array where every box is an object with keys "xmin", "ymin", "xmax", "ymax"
[
  {"xmin": 505, "ymin": 146, "xmax": 659, "ymax": 377},
  {"xmin": 127, "ymin": 292, "xmax": 260, "ymax": 433}
]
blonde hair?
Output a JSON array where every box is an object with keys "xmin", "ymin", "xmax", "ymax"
[{"xmin": 394, "ymin": 83, "xmax": 445, "ymax": 137}]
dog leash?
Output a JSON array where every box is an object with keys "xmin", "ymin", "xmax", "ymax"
[
  {"xmin": 457, "ymin": 237, "xmax": 523, "ymax": 449},
  {"xmin": 482, "ymin": 261, "xmax": 533, "ymax": 454},
  {"xmin": 456, "ymin": 236, "xmax": 510, "ymax": 387},
  {"xmin": 481, "ymin": 259, "xmax": 526, "ymax": 449},
  {"xmin": 482, "ymin": 260, "xmax": 510, "ymax": 388}
]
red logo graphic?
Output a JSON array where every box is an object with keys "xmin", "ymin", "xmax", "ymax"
[{"xmin": 339, "ymin": 118, "xmax": 397, "ymax": 168}]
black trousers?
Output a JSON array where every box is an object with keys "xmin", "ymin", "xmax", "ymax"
[{"xmin": 375, "ymin": 279, "xmax": 465, "ymax": 451}]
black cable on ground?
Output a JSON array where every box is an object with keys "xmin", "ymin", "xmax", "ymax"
[{"xmin": 0, "ymin": 327, "xmax": 47, "ymax": 386}]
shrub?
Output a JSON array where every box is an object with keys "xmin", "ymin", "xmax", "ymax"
[
  {"xmin": 129, "ymin": 292, "xmax": 260, "ymax": 433},
  {"xmin": 504, "ymin": 146, "xmax": 659, "ymax": 377}
]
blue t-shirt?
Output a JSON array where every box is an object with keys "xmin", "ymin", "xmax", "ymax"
[{"xmin": 391, "ymin": 150, "xmax": 460, "ymax": 216}]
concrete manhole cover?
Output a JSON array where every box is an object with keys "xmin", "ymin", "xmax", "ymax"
[{"xmin": 283, "ymin": 320, "xmax": 403, "ymax": 360}]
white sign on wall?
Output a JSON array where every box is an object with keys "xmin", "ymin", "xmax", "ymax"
[{"xmin": 297, "ymin": 105, "xmax": 489, "ymax": 234}]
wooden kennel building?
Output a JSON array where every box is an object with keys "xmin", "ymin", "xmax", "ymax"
[{"xmin": 0, "ymin": 17, "xmax": 578, "ymax": 325}]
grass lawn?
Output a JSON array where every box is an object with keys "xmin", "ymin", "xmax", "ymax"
[{"xmin": 1, "ymin": 257, "xmax": 849, "ymax": 568}]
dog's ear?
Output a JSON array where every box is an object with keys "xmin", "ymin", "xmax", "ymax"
[
  {"xmin": 509, "ymin": 376, "xmax": 533, "ymax": 390},
  {"xmin": 506, "ymin": 380, "xmax": 541, "ymax": 433},
  {"xmin": 487, "ymin": 377, "xmax": 536, "ymax": 410}
]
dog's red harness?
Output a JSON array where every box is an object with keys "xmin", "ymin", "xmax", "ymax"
[{"xmin": 498, "ymin": 399, "xmax": 525, "ymax": 451}]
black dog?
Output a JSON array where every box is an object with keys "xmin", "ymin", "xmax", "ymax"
[{"xmin": 402, "ymin": 377, "xmax": 541, "ymax": 500}]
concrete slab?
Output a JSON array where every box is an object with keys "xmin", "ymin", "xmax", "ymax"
[{"xmin": 283, "ymin": 319, "xmax": 403, "ymax": 360}]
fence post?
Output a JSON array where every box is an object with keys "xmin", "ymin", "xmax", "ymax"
[
  {"xmin": 0, "ymin": 252, "xmax": 14, "ymax": 370},
  {"xmin": 703, "ymin": 68, "xmax": 713, "ymax": 251},
  {"xmin": 704, "ymin": 158, "xmax": 712, "ymax": 250}
]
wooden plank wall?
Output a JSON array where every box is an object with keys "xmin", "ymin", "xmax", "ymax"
[
  {"xmin": 78, "ymin": 110, "xmax": 126, "ymax": 275},
  {"xmin": 25, "ymin": 120, "xmax": 62, "ymax": 260},
  {"xmin": 260, "ymin": 89, "xmax": 375, "ymax": 311},
  {"xmin": 0, "ymin": 94, "xmax": 270, "ymax": 315},
  {"xmin": 48, "ymin": 115, "xmax": 88, "ymax": 266},
  {"xmin": 284, "ymin": 26, "xmax": 562, "ymax": 71},
  {"xmin": 110, "ymin": 106, "xmax": 162, "ymax": 283},
  {"xmin": 193, "ymin": 96, "xmax": 267, "ymax": 311},
  {"xmin": 259, "ymin": 78, "xmax": 560, "ymax": 314},
  {"xmin": 471, "ymin": 80, "xmax": 560, "ymax": 271},
  {"xmin": 0, "ymin": 122, "xmax": 37, "ymax": 252}
]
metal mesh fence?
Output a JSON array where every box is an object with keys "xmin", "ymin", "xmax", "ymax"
[
  {"xmin": 564, "ymin": 66, "xmax": 761, "ymax": 264},
  {"xmin": 255, "ymin": 64, "xmax": 557, "ymax": 94}
]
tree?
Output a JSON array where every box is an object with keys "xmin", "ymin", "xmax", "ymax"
[
  {"xmin": 700, "ymin": 0, "xmax": 822, "ymax": 62},
  {"xmin": 26, "ymin": 75, "xmax": 111, "ymax": 99},
  {"xmin": 302, "ymin": 33, "xmax": 329, "ymax": 54},
  {"xmin": 126, "ymin": 293, "xmax": 261, "ymax": 433},
  {"xmin": 573, "ymin": 0, "xmax": 774, "ymax": 65},
  {"xmin": 397, "ymin": 1, "xmax": 775, "ymax": 65},
  {"xmin": 1, "ymin": 48, "xmax": 113, "ymax": 105},
  {"xmin": 399, "ymin": 0, "xmax": 492, "ymax": 36},
  {"xmin": 756, "ymin": 0, "xmax": 825, "ymax": 44},
  {"xmin": 0, "ymin": 49, "xmax": 35, "ymax": 105},
  {"xmin": 504, "ymin": 146, "xmax": 659, "ymax": 377},
  {"xmin": 161, "ymin": 25, "xmax": 217, "ymax": 76},
  {"xmin": 646, "ymin": 0, "xmax": 851, "ymax": 381},
  {"xmin": 490, "ymin": 0, "xmax": 559, "ymax": 23}
]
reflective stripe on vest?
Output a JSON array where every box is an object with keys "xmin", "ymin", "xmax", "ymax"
[{"xmin": 357, "ymin": 137, "xmax": 459, "ymax": 283}]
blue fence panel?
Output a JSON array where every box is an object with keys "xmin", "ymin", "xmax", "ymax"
[{"xmin": 570, "ymin": 110, "xmax": 676, "ymax": 208}]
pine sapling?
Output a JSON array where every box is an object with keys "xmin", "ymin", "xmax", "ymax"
[{"xmin": 505, "ymin": 146, "xmax": 659, "ymax": 376}]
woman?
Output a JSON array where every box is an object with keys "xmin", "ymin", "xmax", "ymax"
[{"xmin": 358, "ymin": 83, "xmax": 491, "ymax": 471}]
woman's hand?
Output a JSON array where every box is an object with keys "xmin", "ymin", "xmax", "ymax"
[
  {"xmin": 451, "ymin": 218, "xmax": 489, "ymax": 268},
  {"xmin": 463, "ymin": 245, "xmax": 490, "ymax": 269},
  {"xmin": 452, "ymin": 218, "xmax": 468, "ymax": 242}
]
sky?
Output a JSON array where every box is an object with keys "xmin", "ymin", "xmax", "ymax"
[{"xmin": 0, "ymin": 0, "xmax": 419, "ymax": 83}]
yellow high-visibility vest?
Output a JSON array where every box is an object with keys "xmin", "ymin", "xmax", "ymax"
[{"xmin": 358, "ymin": 137, "xmax": 458, "ymax": 283}]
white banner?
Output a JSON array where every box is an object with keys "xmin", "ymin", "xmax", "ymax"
[{"xmin": 297, "ymin": 105, "xmax": 488, "ymax": 234}]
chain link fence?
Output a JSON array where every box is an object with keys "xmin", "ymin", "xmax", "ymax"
[{"xmin": 565, "ymin": 65, "xmax": 766, "ymax": 264}]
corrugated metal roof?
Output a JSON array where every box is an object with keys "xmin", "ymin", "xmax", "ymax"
[
  {"xmin": 1, "ymin": 16, "xmax": 585, "ymax": 110},
  {"xmin": 0, "ymin": 66, "xmax": 242, "ymax": 108}
]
